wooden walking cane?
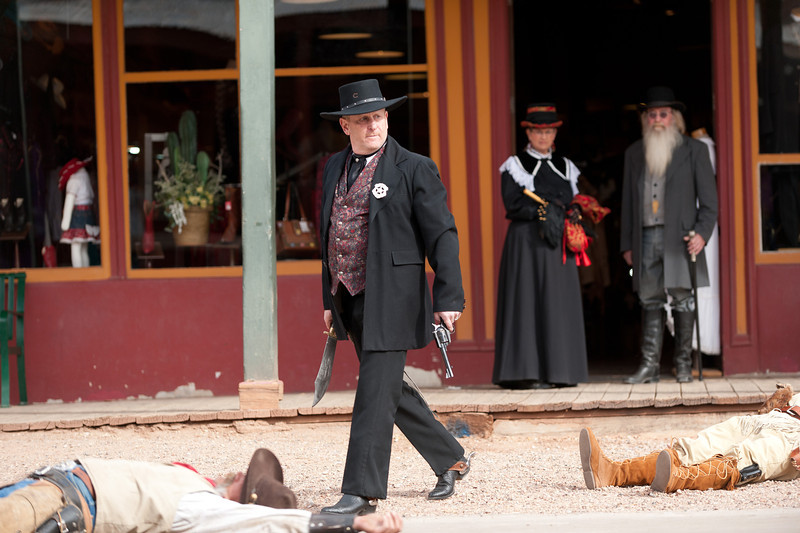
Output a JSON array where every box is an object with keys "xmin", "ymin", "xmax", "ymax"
[{"xmin": 688, "ymin": 230, "xmax": 703, "ymax": 380}]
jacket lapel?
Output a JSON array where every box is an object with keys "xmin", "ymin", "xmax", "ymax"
[
  {"xmin": 369, "ymin": 138, "xmax": 403, "ymax": 222},
  {"xmin": 665, "ymin": 136, "xmax": 689, "ymax": 183}
]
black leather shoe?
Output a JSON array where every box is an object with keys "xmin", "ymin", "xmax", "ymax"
[
  {"xmin": 321, "ymin": 494, "xmax": 377, "ymax": 515},
  {"xmin": 427, "ymin": 452, "xmax": 475, "ymax": 500}
]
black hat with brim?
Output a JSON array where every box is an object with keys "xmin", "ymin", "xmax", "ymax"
[
  {"xmin": 638, "ymin": 86, "xmax": 686, "ymax": 113},
  {"xmin": 320, "ymin": 78, "xmax": 407, "ymax": 120},
  {"xmin": 520, "ymin": 103, "xmax": 563, "ymax": 129}
]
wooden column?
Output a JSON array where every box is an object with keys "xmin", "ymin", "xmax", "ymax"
[{"xmin": 238, "ymin": 0, "xmax": 282, "ymax": 409}]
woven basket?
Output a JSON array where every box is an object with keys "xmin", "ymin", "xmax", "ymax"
[{"xmin": 172, "ymin": 206, "xmax": 210, "ymax": 247}]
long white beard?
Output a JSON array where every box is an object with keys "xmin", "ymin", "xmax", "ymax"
[{"xmin": 643, "ymin": 124, "xmax": 682, "ymax": 177}]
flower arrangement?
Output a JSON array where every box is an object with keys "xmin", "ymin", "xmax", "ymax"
[{"xmin": 154, "ymin": 110, "xmax": 225, "ymax": 233}]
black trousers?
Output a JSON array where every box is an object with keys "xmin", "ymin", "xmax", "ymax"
[{"xmin": 339, "ymin": 290, "xmax": 464, "ymax": 499}]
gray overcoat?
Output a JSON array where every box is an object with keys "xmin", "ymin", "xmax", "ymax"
[{"xmin": 620, "ymin": 135, "xmax": 718, "ymax": 291}]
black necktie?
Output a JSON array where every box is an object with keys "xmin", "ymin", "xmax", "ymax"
[{"xmin": 347, "ymin": 154, "xmax": 367, "ymax": 190}]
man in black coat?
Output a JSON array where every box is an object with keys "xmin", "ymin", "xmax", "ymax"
[
  {"xmin": 318, "ymin": 79, "xmax": 472, "ymax": 515},
  {"xmin": 620, "ymin": 86, "xmax": 718, "ymax": 384}
]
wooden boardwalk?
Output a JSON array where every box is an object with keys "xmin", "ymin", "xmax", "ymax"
[{"xmin": 0, "ymin": 375, "xmax": 798, "ymax": 432}]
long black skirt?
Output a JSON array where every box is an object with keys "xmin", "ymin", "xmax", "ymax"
[{"xmin": 493, "ymin": 220, "xmax": 588, "ymax": 386}]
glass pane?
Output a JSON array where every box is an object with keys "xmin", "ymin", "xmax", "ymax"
[
  {"xmin": 127, "ymin": 81, "xmax": 241, "ymax": 269},
  {"xmin": 274, "ymin": 74, "xmax": 429, "ymax": 261},
  {"xmin": 760, "ymin": 164, "xmax": 800, "ymax": 250},
  {"xmin": 756, "ymin": 0, "xmax": 800, "ymax": 154},
  {"xmin": 275, "ymin": 0, "xmax": 426, "ymax": 69},
  {"xmin": 123, "ymin": 0, "xmax": 236, "ymax": 72},
  {"xmin": 0, "ymin": 0, "xmax": 98, "ymax": 269}
]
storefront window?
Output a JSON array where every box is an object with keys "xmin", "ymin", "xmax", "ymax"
[
  {"xmin": 0, "ymin": 0, "xmax": 98, "ymax": 269},
  {"xmin": 123, "ymin": 0, "xmax": 236, "ymax": 72},
  {"xmin": 125, "ymin": 0, "xmax": 428, "ymax": 269},
  {"xmin": 755, "ymin": 0, "xmax": 800, "ymax": 252},
  {"xmin": 275, "ymin": 0, "xmax": 426, "ymax": 69},
  {"xmin": 760, "ymin": 163, "xmax": 800, "ymax": 250},
  {"xmin": 123, "ymin": 0, "xmax": 239, "ymax": 270},
  {"xmin": 756, "ymin": 0, "xmax": 800, "ymax": 154},
  {"xmin": 274, "ymin": 0, "xmax": 428, "ymax": 261},
  {"xmin": 127, "ymin": 80, "xmax": 240, "ymax": 269}
]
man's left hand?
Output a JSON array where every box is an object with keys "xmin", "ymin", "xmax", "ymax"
[
  {"xmin": 434, "ymin": 311, "xmax": 461, "ymax": 333},
  {"xmin": 683, "ymin": 232, "xmax": 706, "ymax": 257}
]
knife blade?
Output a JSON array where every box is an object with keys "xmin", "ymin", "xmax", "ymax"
[{"xmin": 312, "ymin": 327, "xmax": 337, "ymax": 406}]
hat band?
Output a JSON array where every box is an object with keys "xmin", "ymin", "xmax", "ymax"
[{"xmin": 342, "ymin": 97, "xmax": 386, "ymax": 110}]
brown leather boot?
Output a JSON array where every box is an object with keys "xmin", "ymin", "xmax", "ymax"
[
  {"xmin": 651, "ymin": 450, "xmax": 740, "ymax": 492},
  {"xmin": 580, "ymin": 428, "xmax": 660, "ymax": 488}
]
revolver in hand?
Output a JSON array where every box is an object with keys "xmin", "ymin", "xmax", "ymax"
[{"xmin": 433, "ymin": 323, "xmax": 454, "ymax": 379}]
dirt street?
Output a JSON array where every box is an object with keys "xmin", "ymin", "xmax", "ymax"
[{"xmin": 1, "ymin": 411, "xmax": 798, "ymax": 517}]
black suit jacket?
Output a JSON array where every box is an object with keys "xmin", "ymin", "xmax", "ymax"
[{"xmin": 320, "ymin": 136, "xmax": 464, "ymax": 351}]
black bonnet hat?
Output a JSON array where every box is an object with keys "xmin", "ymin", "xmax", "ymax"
[
  {"xmin": 320, "ymin": 79, "xmax": 407, "ymax": 120},
  {"xmin": 520, "ymin": 104, "xmax": 563, "ymax": 129},
  {"xmin": 638, "ymin": 86, "xmax": 686, "ymax": 113},
  {"xmin": 239, "ymin": 448, "xmax": 298, "ymax": 509}
]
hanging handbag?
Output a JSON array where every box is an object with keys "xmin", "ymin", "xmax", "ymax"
[{"xmin": 276, "ymin": 181, "xmax": 319, "ymax": 258}]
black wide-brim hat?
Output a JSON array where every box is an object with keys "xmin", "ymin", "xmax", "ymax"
[
  {"xmin": 637, "ymin": 86, "xmax": 686, "ymax": 113},
  {"xmin": 520, "ymin": 103, "xmax": 563, "ymax": 128},
  {"xmin": 240, "ymin": 448, "xmax": 298, "ymax": 509},
  {"xmin": 320, "ymin": 78, "xmax": 407, "ymax": 120}
]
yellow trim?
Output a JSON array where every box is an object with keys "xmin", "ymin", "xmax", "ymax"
[
  {"xmin": 118, "ymin": 0, "xmax": 133, "ymax": 279},
  {"xmin": 441, "ymin": 1, "xmax": 473, "ymax": 340},
  {"xmin": 123, "ymin": 69, "xmax": 239, "ymax": 83},
  {"xmin": 732, "ymin": 1, "xmax": 747, "ymax": 335},
  {"xmin": 128, "ymin": 266, "xmax": 243, "ymax": 279},
  {"xmin": 426, "ymin": 3, "xmax": 441, "ymax": 166},
  {"xmin": 473, "ymin": 0, "xmax": 495, "ymax": 340}
]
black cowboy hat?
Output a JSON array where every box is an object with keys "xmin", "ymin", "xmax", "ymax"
[
  {"xmin": 240, "ymin": 448, "xmax": 298, "ymax": 509},
  {"xmin": 520, "ymin": 103, "xmax": 563, "ymax": 129},
  {"xmin": 637, "ymin": 86, "xmax": 686, "ymax": 113},
  {"xmin": 320, "ymin": 79, "xmax": 407, "ymax": 120}
]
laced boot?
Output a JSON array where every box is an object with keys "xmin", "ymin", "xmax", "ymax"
[
  {"xmin": 673, "ymin": 310, "xmax": 694, "ymax": 383},
  {"xmin": 625, "ymin": 308, "xmax": 665, "ymax": 384},
  {"xmin": 580, "ymin": 428, "xmax": 660, "ymax": 488},
  {"xmin": 651, "ymin": 451, "xmax": 740, "ymax": 493}
]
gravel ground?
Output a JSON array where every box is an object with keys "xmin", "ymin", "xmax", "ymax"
[{"xmin": 1, "ymin": 412, "xmax": 798, "ymax": 518}]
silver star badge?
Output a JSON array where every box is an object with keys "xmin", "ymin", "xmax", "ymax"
[{"xmin": 372, "ymin": 183, "xmax": 388, "ymax": 199}]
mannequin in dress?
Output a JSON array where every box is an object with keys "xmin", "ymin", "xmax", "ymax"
[{"xmin": 59, "ymin": 158, "xmax": 99, "ymax": 267}]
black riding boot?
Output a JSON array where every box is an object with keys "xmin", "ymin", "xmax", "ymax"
[
  {"xmin": 624, "ymin": 308, "xmax": 665, "ymax": 384},
  {"xmin": 673, "ymin": 310, "xmax": 694, "ymax": 383}
]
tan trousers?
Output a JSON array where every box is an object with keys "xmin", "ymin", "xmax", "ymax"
[
  {"xmin": 672, "ymin": 411, "xmax": 800, "ymax": 482},
  {"xmin": 0, "ymin": 480, "xmax": 64, "ymax": 533}
]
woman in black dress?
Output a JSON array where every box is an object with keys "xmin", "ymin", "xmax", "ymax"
[{"xmin": 493, "ymin": 104, "xmax": 588, "ymax": 389}]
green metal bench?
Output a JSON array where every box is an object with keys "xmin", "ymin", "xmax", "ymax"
[{"xmin": 1, "ymin": 272, "xmax": 27, "ymax": 407}]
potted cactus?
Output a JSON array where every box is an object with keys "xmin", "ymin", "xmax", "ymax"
[{"xmin": 154, "ymin": 110, "xmax": 224, "ymax": 246}]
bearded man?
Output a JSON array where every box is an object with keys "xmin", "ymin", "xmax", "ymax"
[{"xmin": 620, "ymin": 86, "xmax": 718, "ymax": 384}]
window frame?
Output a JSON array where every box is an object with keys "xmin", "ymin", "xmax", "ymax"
[{"xmin": 750, "ymin": 0, "xmax": 800, "ymax": 264}]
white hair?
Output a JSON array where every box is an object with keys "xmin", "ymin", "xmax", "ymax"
[{"xmin": 641, "ymin": 109, "xmax": 685, "ymax": 177}]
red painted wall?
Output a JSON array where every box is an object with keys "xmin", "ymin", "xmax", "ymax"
[
  {"xmin": 12, "ymin": 275, "xmax": 493, "ymax": 404},
  {"xmin": 754, "ymin": 265, "xmax": 800, "ymax": 373}
]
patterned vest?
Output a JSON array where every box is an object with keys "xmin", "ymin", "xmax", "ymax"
[{"xmin": 328, "ymin": 146, "xmax": 385, "ymax": 295}]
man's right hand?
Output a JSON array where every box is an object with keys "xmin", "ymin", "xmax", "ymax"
[
  {"xmin": 323, "ymin": 309, "xmax": 333, "ymax": 331},
  {"xmin": 353, "ymin": 511, "xmax": 403, "ymax": 533}
]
